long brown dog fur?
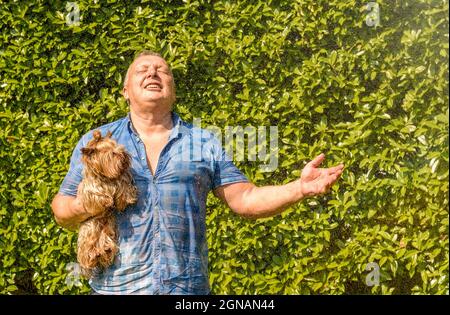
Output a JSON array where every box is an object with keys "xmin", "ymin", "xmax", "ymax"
[{"xmin": 77, "ymin": 130, "xmax": 137, "ymax": 278}]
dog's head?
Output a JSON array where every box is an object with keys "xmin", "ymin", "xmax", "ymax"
[{"xmin": 81, "ymin": 130, "xmax": 132, "ymax": 179}]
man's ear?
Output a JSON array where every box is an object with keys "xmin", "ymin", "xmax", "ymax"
[{"xmin": 122, "ymin": 87, "xmax": 129, "ymax": 101}]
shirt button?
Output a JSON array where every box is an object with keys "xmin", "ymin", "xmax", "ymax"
[{"xmin": 141, "ymin": 156, "xmax": 145, "ymax": 160}]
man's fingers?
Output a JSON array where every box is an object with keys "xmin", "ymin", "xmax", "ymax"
[
  {"xmin": 325, "ymin": 170, "xmax": 343, "ymax": 188},
  {"xmin": 329, "ymin": 170, "xmax": 343, "ymax": 185},
  {"xmin": 328, "ymin": 164, "xmax": 344, "ymax": 175},
  {"xmin": 308, "ymin": 153, "xmax": 325, "ymax": 168},
  {"xmin": 311, "ymin": 169, "xmax": 343, "ymax": 195}
]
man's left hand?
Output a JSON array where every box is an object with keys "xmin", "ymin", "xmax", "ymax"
[{"xmin": 299, "ymin": 153, "xmax": 344, "ymax": 198}]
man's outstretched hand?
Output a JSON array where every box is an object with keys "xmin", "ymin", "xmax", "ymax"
[
  {"xmin": 213, "ymin": 152, "xmax": 344, "ymax": 219},
  {"xmin": 299, "ymin": 153, "xmax": 344, "ymax": 198}
]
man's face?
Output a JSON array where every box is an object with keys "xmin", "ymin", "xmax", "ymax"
[{"xmin": 123, "ymin": 55, "xmax": 176, "ymax": 111}]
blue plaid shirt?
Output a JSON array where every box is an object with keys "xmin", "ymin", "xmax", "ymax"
[{"xmin": 58, "ymin": 112, "xmax": 248, "ymax": 294}]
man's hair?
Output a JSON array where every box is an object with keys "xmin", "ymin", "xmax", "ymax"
[{"xmin": 123, "ymin": 50, "xmax": 163, "ymax": 88}]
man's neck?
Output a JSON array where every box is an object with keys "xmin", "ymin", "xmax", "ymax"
[{"xmin": 129, "ymin": 109, "xmax": 173, "ymax": 138}]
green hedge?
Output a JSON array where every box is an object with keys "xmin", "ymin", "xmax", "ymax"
[{"xmin": 0, "ymin": 0, "xmax": 448, "ymax": 294}]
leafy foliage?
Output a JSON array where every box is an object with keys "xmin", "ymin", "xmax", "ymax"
[{"xmin": 0, "ymin": 0, "xmax": 448, "ymax": 294}]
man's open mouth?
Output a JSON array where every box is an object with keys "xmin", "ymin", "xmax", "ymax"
[{"xmin": 144, "ymin": 83, "xmax": 162, "ymax": 90}]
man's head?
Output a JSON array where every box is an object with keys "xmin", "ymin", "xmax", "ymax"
[{"xmin": 122, "ymin": 50, "xmax": 176, "ymax": 112}]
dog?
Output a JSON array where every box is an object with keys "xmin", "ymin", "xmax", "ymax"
[{"xmin": 77, "ymin": 130, "xmax": 137, "ymax": 278}]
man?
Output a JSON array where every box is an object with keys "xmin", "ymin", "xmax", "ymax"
[{"xmin": 51, "ymin": 50, "xmax": 344, "ymax": 295}]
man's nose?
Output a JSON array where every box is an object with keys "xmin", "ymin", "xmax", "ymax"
[{"xmin": 146, "ymin": 67, "xmax": 157, "ymax": 77}]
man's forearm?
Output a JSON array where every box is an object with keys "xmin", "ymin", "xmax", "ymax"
[
  {"xmin": 51, "ymin": 194, "xmax": 91, "ymax": 230},
  {"xmin": 241, "ymin": 180, "xmax": 305, "ymax": 219}
]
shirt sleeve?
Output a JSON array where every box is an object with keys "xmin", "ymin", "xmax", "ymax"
[
  {"xmin": 58, "ymin": 135, "xmax": 87, "ymax": 197},
  {"xmin": 210, "ymin": 134, "xmax": 249, "ymax": 190}
]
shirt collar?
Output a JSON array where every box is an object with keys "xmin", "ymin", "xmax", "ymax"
[{"xmin": 126, "ymin": 111, "xmax": 184, "ymax": 140}]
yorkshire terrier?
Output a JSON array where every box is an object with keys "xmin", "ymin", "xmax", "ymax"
[{"xmin": 77, "ymin": 130, "xmax": 137, "ymax": 278}]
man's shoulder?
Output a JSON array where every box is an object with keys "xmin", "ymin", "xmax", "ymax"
[
  {"xmin": 91, "ymin": 116, "xmax": 128, "ymax": 134},
  {"xmin": 177, "ymin": 116, "xmax": 220, "ymax": 142}
]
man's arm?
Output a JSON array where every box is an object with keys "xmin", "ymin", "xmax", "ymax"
[
  {"xmin": 213, "ymin": 153, "xmax": 344, "ymax": 219},
  {"xmin": 52, "ymin": 134, "xmax": 90, "ymax": 230},
  {"xmin": 51, "ymin": 193, "xmax": 91, "ymax": 231},
  {"xmin": 213, "ymin": 180, "xmax": 304, "ymax": 219}
]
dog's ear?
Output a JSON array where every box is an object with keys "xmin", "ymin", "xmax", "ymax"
[
  {"xmin": 81, "ymin": 147, "xmax": 96, "ymax": 156},
  {"xmin": 105, "ymin": 131, "xmax": 112, "ymax": 138},
  {"xmin": 93, "ymin": 130, "xmax": 102, "ymax": 141},
  {"xmin": 113, "ymin": 149, "xmax": 131, "ymax": 168},
  {"xmin": 101, "ymin": 150, "xmax": 130, "ymax": 179}
]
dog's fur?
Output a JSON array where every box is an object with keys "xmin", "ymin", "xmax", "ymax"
[{"xmin": 77, "ymin": 130, "xmax": 137, "ymax": 278}]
